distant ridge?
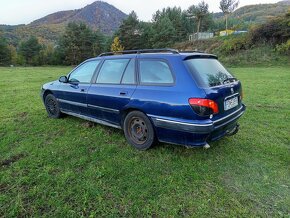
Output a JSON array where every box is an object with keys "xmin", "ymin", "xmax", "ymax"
[
  {"xmin": 213, "ymin": 0, "xmax": 290, "ymax": 23},
  {"xmin": 30, "ymin": 1, "xmax": 128, "ymax": 34},
  {"xmin": 0, "ymin": 1, "xmax": 128, "ymax": 45},
  {"xmin": 1, "ymin": 0, "xmax": 289, "ymax": 45}
]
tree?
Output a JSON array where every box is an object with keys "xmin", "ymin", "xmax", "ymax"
[
  {"xmin": 38, "ymin": 44, "xmax": 55, "ymax": 65},
  {"xmin": 57, "ymin": 22, "xmax": 105, "ymax": 65},
  {"xmin": 118, "ymin": 11, "xmax": 141, "ymax": 50},
  {"xmin": 138, "ymin": 22, "xmax": 154, "ymax": 49},
  {"xmin": 194, "ymin": 1, "xmax": 209, "ymax": 38},
  {"xmin": 111, "ymin": 37, "xmax": 124, "ymax": 52},
  {"xmin": 0, "ymin": 35, "xmax": 11, "ymax": 66},
  {"xmin": 152, "ymin": 15, "xmax": 176, "ymax": 48},
  {"xmin": 187, "ymin": 5, "xmax": 198, "ymax": 33},
  {"xmin": 219, "ymin": 0, "xmax": 239, "ymax": 33},
  {"xmin": 7, "ymin": 45, "xmax": 17, "ymax": 65},
  {"xmin": 18, "ymin": 36, "xmax": 41, "ymax": 65},
  {"xmin": 153, "ymin": 7, "xmax": 187, "ymax": 42}
]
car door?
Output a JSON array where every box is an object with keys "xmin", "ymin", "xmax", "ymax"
[
  {"xmin": 87, "ymin": 58, "xmax": 137, "ymax": 125},
  {"xmin": 58, "ymin": 60, "xmax": 101, "ymax": 115}
]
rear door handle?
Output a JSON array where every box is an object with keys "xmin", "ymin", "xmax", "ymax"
[
  {"xmin": 119, "ymin": 91, "xmax": 128, "ymax": 96},
  {"xmin": 81, "ymin": 89, "xmax": 86, "ymax": 92}
]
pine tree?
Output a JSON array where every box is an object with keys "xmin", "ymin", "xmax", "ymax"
[
  {"xmin": 57, "ymin": 22, "xmax": 105, "ymax": 65},
  {"xmin": 18, "ymin": 36, "xmax": 41, "ymax": 65},
  {"xmin": 152, "ymin": 7, "xmax": 189, "ymax": 42},
  {"xmin": 118, "ymin": 11, "xmax": 142, "ymax": 50},
  {"xmin": 0, "ymin": 33, "xmax": 11, "ymax": 66},
  {"xmin": 152, "ymin": 16, "xmax": 176, "ymax": 48}
]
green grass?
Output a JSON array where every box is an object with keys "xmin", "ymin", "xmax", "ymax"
[{"xmin": 0, "ymin": 66, "xmax": 289, "ymax": 217}]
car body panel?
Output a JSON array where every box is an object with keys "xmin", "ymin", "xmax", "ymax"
[{"xmin": 87, "ymin": 84, "xmax": 137, "ymax": 124}]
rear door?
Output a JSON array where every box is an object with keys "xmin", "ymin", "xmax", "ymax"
[
  {"xmin": 184, "ymin": 58, "xmax": 242, "ymax": 119},
  {"xmin": 87, "ymin": 58, "xmax": 137, "ymax": 125}
]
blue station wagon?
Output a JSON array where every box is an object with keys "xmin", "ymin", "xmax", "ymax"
[{"xmin": 41, "ymin": 49, "xmax": 246, "ymax": 150}]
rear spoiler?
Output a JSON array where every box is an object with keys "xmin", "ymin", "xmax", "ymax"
[{"xmin": 183, "ymin": 54, "xmax": 218, "ymax": 60}]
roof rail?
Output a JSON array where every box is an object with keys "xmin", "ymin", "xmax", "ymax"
[
  {"xmin": 179, "ymin": 50, "xmax": 205, "ymax": 53},
  {"xmin": 98, "ymin": 48, "xmax": 179, "ymax": 57}
]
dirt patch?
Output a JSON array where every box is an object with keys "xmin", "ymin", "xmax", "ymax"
[
  {"xmin": 1, "ymin": 153, "xmax": 26, "ymax": 167},
  {"xmin": 82, "ymin": 121, "xmax": 95, "ymax": 128},
  {"xmin": 14, "ymin": 112, "xmax": 29, "ymax": 122},
  {"xmin": 19, "ymin": 112, "xmax": 28, "ymax": 117}
]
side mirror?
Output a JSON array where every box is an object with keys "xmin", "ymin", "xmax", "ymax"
[{"xmin": 59, "ymin": 76, "xmax": 68, "ymax": 83}]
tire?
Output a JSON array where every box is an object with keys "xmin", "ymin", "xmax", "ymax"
[
  {"xmin": 44, "ymin": 94, "xmax": 62, "ymax": 119},
  {"xmin": 123, "ymin": 111, "xmax": 156, "ymax": 150}
]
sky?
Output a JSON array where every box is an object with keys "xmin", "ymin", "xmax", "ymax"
[{"xmin": 0, "ymin": 0, "xmax": 280, "ymax": 25}]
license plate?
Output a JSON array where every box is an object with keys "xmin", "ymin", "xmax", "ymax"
[{"xmin": 224, "ymin": 96, "xmax": 239, "ymax": 111}]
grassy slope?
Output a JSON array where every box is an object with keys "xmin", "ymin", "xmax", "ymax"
[
  {"xmin": 0, "ymin": 67, "xmax": 289, "ymax": 217},
  {"xmin": 174, "ymin": 36, "xmax": 290, "ymax": 67}
]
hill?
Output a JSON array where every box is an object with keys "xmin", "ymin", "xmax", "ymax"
[
  {"xmin": 1, "ymin": 0, "xmax": 289, "ymax": 45},
  {"xmin": 0, "ymin": 1, "xmax": 127, "ymax": 44},
  {"xmin": 213, "ymin": 0, "xmax": 290, "ymax": 25},
  {"xmin": 30, "ymin": 1, "xmax": 127, "ymax": 34}
]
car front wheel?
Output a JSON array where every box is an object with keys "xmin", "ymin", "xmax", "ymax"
[
  {"xmin": 44, "ymin": 94, "xmax": 62, "ymax": 119},
  {"xmin": 123, "ymin": 111, "xmax": 156, "ymax": 150}
]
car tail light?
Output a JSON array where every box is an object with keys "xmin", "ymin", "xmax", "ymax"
[{"xmin": 189, "ymin": 98, "xmax": 219, "ymax": 116}]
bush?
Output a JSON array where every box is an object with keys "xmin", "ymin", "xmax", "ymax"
[
  {"xmin": 248, "ymin": 12, "xmax": 290, "ymax": 45},
  {"xmin": 218, "ymin": 35, "xmax": 250, "ymax": 54},
  {"xmin": 275, "ymin": 39, "xmax": 290, "ymax": 55}
]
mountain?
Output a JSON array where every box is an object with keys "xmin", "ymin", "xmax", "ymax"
[
  {"xmin": 0, "ymin": 1, "xmax": 127, "ymax": 44},
  {"xmin": 30, "ymin": 1, "xmax": 127, "ymax": 34}
]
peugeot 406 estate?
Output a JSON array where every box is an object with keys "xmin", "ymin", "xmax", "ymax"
[{"xmin": 41, "ymin": 49, "xmax": 246, "ymax": 150}]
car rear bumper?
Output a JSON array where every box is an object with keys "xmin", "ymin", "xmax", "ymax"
[{"xmin": 149, "ymin": 104, "xmax": 246, "ymax": 146}]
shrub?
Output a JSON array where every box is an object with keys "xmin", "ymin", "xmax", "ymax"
[
  {"xmin": 219, "ymin": 35, "xmax": 250, "ymax": 54},
  {"xmin": 275, "ymin": 39, "xmax": 290, "ymax": 55},
  {"xmin": 248, "ymin": 12, "xmax": 290, "ymax": 45}
]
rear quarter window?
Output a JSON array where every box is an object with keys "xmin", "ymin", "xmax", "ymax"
[{"xmin": 184, "ymin": 58, "xmax": 235, "ymax": 87}]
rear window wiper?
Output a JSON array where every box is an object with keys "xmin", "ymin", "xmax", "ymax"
[{"xmin": 223, "ymin": 77, "xmax": 237, "ymax": 84}]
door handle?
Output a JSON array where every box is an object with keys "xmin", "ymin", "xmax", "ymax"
[
  {"xmin": 81, "ymin": 89, "xmax": 86, "ymax": 92},
  {"xmin": 119, "ymin": 91, "xmax": 128, "ymax": 96}
]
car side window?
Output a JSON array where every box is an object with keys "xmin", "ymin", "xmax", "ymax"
[
  {"xmin": 139, "ymin": 60, "xmax": 174, "ymax": 84},
  {"xmin": 97, "ymin": 59, "xmax": 130, "ymax": 84},
  {"xmin": 69, "ymin": 60, "xmax": 100, "ymax": 83},
  {"xmin": 121, "ymin": 59, "xmax": 135, "ymax": 84}
]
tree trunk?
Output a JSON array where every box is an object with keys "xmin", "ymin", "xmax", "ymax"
[
  {"xmin": 225, "ymin": 14, "xmax": 228, "ymax": 35},
  {"xmin": 197, "ymin": 19, "xmax": 201, "ymax": 40}
]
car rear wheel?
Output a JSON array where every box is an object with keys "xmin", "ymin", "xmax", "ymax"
[
  {"xmin": 44, "ymin": 94, "xmax": 62, "ymax": 119},
  {"xmin": 124, "ymin": 111, "xmax": 155, "ymax": 150}
]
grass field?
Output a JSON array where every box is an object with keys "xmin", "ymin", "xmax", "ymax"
[{"xmin": 0, "ymin": 66, "xmax": 289, "ymax": 217}]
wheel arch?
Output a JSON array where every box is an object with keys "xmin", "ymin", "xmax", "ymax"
[
  {"xmin": 120, "ymin": 108, "xmax": 158, "ymax": 140},
  {"xmin": 43, "ymin": 90, "xmax": 54, "ymax": 101},
  {"xmin": 120, "ymin": 107, "xmax": 150, "ymax": 128}
]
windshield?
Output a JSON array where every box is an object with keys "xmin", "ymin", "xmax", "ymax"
[{"xmin": 185, "ymin": 58, "xmax": 236, "ymax": 87}]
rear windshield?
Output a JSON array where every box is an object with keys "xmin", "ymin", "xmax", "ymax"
[{"xmin": 184, "ymin": 58, "xmax": 235, "ymax": 87}]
